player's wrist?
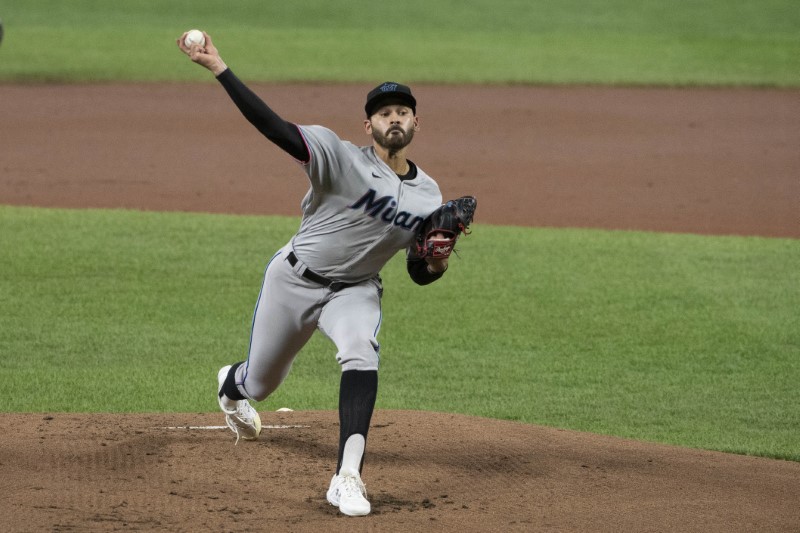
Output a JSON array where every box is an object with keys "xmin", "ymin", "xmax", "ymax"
[
  {"xmin": 425, "ymin": 259, "xmax": 448, "ymax": 274},
  {"xmin": 211, "ymin": 60, "xmax": 229, "ymax": 77}
]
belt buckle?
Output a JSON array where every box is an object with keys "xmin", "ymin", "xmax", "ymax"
[{"xmin": 328, "ymin": 281, "xmax": 345, "ymax": 292}]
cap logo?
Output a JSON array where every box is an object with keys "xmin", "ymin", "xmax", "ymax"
[{"xmin": 381, "ymin": 83, "xmax": 398, "ymax": 92}]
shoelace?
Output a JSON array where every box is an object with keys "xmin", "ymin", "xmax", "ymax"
[
  {"xmin": 230, "ymin": 420, "xmax": 243, "ymax": 445},
  {"xmin": 225, "ymin": 401, "xmax": 255, "ymax": 446},
  {"xmin": 341, "ymin": 474, "xmax": 367, "ymax": 500}
]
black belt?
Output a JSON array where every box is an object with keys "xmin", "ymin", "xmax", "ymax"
[{"xmin": 287, "ymin": 252, "xmax": 354, "ymax": 292}]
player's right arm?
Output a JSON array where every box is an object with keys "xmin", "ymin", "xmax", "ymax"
[
  {"xmin": 176, "ymin": 31, "xmax": 309, "ymax": 163},
  {"xmin": 216, "ymin": 70, "xmax": 309, "ymax": 162}
]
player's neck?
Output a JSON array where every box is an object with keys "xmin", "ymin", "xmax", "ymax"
[{"xmin": 374, "ymin": 145, "xmax": 410, "ymax": 175}]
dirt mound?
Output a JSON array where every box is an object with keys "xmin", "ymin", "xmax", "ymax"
[{"xmin": 1, "ymin": 411, "xmax": 798, "ymax": 532}]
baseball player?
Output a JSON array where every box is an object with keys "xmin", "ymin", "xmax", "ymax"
[{"xmin": 178, "ymin": 31, "xmax": 454, "ymax": 517}]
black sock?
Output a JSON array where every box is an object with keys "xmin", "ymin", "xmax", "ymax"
[
  {"xmin": 336, "ymin": 370, "xmax": 378, "ymax": 474},
  {"xmin": 219, "ymin": 361, "xmax": 247, "ymax": 401}
]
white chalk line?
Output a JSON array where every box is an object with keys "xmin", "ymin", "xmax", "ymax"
[{"xmin": 157, "ymin": 425, "xmax": 310, "ymax": 430}]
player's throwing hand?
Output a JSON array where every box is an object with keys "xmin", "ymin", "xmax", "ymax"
[{"xmin": 176, "ymin": 30, "xmax": 228, "ymax": 76}]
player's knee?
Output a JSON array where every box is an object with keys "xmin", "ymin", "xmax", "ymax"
[
  {"xmin": 242, "ymin": 374, "xmax": 282, "ymax": 402},
  {"xmin": 339, "ymin": 357, "xmax": 379, "ymax": 372},
  {"xmin": 336, "ymin": 337, "xmax": 380, "ymax": 371},
  {"xmin": 247, "ymin": 387, "xmax": 271, "ymax": 403}
]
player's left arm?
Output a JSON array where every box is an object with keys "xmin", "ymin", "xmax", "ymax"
[
  {"xmin": 407, "ymin": 196, "xmax": 477, "ymax": 285},
  {"xmin": 406, "ymin": 247, "xmax": 447, "ymax": 286}
]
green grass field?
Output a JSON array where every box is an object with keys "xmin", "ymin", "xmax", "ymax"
[
  {"xmin": 1, "ymin": 0, "xmax": 798, "ymax": 85},
  {"xmin": 1, "ymin": 1, "xmax": 798, "ymax": 463},
  {"xmin": 1, "ymin": 207, "xmax": 798, "ymax": 460}
]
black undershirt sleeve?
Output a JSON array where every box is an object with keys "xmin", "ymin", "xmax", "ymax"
[
  {"xmin": 406, "ymin": 256, "xmax": 445, "ymax": 285},
  {"xmin": 406, "ymin": 166, "xmax": 444, "ymax": 285},
  {"xmin": 216, "ymin": 68, "xmax": 309, "ymax": 162}
]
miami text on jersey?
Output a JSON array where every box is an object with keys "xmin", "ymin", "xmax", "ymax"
[{"xmin": 349, "ymin": 188, "xmax": 425, "ymax": 232}]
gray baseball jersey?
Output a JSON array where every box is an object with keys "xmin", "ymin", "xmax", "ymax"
[{"xmin": 292, "ymin": 125, "xmax": 442, "ymax": 282}]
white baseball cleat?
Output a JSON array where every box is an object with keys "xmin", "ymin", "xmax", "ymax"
[
  {"xmin": 217, "ymin": 365, "xmax": 261, "ymax": 444},
  {"xmin": 326, "ymin": 468, "xmax": 371, "ymax": 516}
]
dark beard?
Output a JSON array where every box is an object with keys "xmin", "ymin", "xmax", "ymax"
[{"xmin": 372, "ymin": 125, "xmax": 415, "ymax": 153}]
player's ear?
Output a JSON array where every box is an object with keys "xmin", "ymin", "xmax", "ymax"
[
  {"xmin": 413, "ymin": 116, "xmax": 420, "ymax": 131},
  {"xmin": 364, "ymin": 119, "xmax": 373, "ymax": 135}
]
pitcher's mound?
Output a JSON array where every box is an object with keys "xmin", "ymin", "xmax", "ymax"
[{"xmin": 1, "ymin": 410, "xmax": 797, "ymax": 532}]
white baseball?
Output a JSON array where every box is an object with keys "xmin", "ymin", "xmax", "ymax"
[{"xmin": 184, "ymin": 29, "xmax": 205, "ymax": 48}]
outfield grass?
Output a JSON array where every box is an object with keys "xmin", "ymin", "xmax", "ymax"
[
  {"xmin": 1, "ymin": 206, "xmax": 797, "ymax": 461},
  {"xmin": 1, "ymin": 0, "xmax": 798, "ymax": 85}
]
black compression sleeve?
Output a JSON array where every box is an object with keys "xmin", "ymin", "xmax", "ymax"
[
  {"xmin": 216, "ymin": 69, "xmax": 309, "ymax": 162},
  {"xmin": 407, "ymin": 257, "xmax": 445, "ymax": 285}
]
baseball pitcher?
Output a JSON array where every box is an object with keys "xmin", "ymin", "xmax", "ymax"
[{"xmin": 177, "ymin": 30, "xmax": 475, "ymax": 517}]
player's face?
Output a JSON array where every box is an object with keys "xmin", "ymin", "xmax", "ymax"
[{"xmin": 366, "ymin": 105, "xmax": 419, "ymax": 151}]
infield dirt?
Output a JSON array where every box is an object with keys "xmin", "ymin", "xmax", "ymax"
[{"xmin": 1, "ymin": 84, "xmax": 798, "ymax": 532}]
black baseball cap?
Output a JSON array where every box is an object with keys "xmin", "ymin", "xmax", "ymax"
[{"xmin": 365, "ymin": 82, "xmax": 416, "ymax": 117}]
